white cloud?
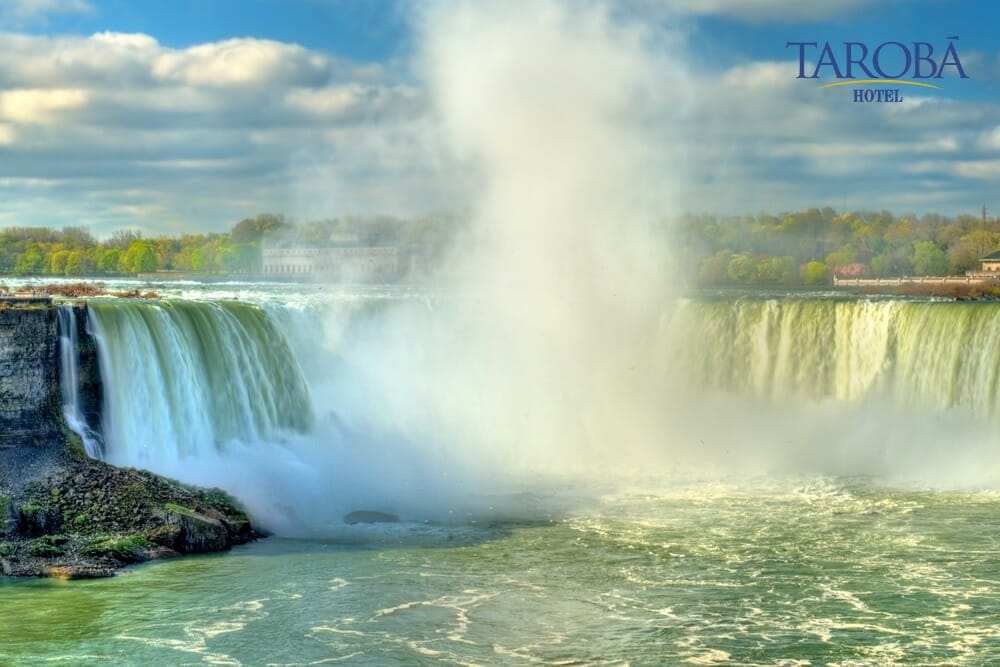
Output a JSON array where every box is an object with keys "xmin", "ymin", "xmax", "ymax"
[
  {"xmin": 0, "ymin": 0, "xmax": 92, "ymax": 26},
  {"xmin": 653, "ymin": 0, "xmax": 909, "ymax": 22},
  {"xmin": 954, "ymin": 160, "xmax": 1000, "ymax": 180},
  {"xmin": 0, "ymin": 30, "xmax": 447, "ymax": 236},
  {"xmin": 151, "ymin": 38, "xmax": 332, "ymax": 88},
  {"xmin": 0, "ymin": 88, "xmax": 88, "ymax": 123},
  {"xmin": 720, "ymin": 61, "xmax": 795, "ymax": 89},
  {"xmin": 0, "ymin": 15, "xmax": 992, "ymax": 237},
  {"xmin": 980, "ymin": 126, "xmax": 1000, "ymax": 150}
]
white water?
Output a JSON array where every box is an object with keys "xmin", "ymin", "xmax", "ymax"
[
  {"xmin": 48, "ymin": 289, "xmax": 1000, "ymax": 535},
  {"xmin": 56, "ymin": 305, "xmax": 102, "ymax": 458},
  {"xmin": 85, "ymin": 300, "xmax": 313, "ymax": 468}
]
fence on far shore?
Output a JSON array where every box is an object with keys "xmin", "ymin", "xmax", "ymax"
[{"xmin": 834, "ymin": 274, "xmax": 1000, "ymax": 287}]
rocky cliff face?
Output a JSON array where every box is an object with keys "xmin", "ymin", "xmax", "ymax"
[
  {"xmin": 0, "ymin": 302, "xmax": 63, "ymax": 496},
  {"xmin": 0, "ymin": 303, "xmax": 61, "ymax": 449}
]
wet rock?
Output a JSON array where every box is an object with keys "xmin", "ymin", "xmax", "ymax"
[
  {"xmin": 17, "ymin": 504, "xmax": 62, "ymax": 537},
  {"xmin": 160, "ymin": 505, "xmax": 232, "ymax": 554},
  {"xmin": 41, "ymin": 564, "xmax": 115, "ymax": 580},
  {"xmin": 344, "ymin": 510, "xmax": 399, "ymax": 525}
]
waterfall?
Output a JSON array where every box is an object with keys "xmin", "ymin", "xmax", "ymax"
[
  {"xmin": 670, "ymin": 298, "xmax": 1000, "ymax": 418},
  {"xmin": 57, "ymin": 305, "xmax": 102, "ymax": 458},
  {"xmin": 87, "ymin": 300, "xmax": 314, "ymax": 467}
]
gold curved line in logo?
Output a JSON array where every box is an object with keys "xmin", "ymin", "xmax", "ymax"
[{"xmin": 818, "ymin": 79, "xmax": 942, "ymax": 90}]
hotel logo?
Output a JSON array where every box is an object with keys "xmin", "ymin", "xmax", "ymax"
[{"xmin": 786, "ymin": 37, "xmax": 968, "ymax": 103}]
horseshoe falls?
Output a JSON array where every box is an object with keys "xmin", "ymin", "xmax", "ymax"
[
  {"xmin": 86, "ymin": 300, "xmax": 313, "ymax": 468},
  {"xmin": 74, "ymin": 295, "xmax": 1000, "ymax": 484}
]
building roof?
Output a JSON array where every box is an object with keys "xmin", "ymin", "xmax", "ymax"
[{"xmin": 982, "ymin": 251, "xmax": 1000, "ymax": 261}]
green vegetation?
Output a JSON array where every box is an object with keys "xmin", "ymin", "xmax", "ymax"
[
  {"xmin": 679, "ymin": 208, "xmax": 995, "ymax": 286},
  {"xmin": 27, "ymin": 535, "xmax": 67, "ymax": 558},
  {"xmin": 0, "ymin": 213, "xmax": 458, "ymax": 277},
  {"xmin": 4, "ymin": 207, "xmax": 990, "ymax": 286},
  {"xmin": 82, "ymin": 534, "xmax": 150, "ymax": 559},
  {"xmin": 164, "ymin": 502, "xmax": 197, "ymax": 518}
]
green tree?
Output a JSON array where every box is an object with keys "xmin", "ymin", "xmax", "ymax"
[
  {"xmin": 64, "ymin": 250, "xmax": 90, "ymax": 276},
  {"xmin": 727, "ymin": 254, "xmax": 756, "ymax": 284},
  {"xmin": 756, "ymin": 256, "xmax": 796, "ymax": 285},
  {"xmin": 698, "ymin": 250, "xmax": 732, "ymax": 284},
  {"xmin": 13, "ymin": 245, "xmax": 45, "ymax": 275},
  {"xmin": 912, "ymin": 240, "xmax": 949, "ymax": 276},
  {"xmin": 50, "ymin": 249, "xmax": 71, "ymax": 275},
  {"xmin": 825, "ymin": 243, "xmax": 858, "ymax": 270},
  {"xmin": 800, "ymin": 260, "xmax": 830, "ymax": 285},
  {"xmin": 97, "ymin": 248, "xmax": 122, "ymax": 274},
  {"xmin": 119, "ymin": 240, "xmax": 158, "ymax": 274}
]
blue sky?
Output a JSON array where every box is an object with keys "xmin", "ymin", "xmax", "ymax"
[{"xmin": 0, "ymin": 0, "xmax": 996, "ymax": 237}]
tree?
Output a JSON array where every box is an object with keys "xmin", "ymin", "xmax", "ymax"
[
  {"xmin": 50, "ymin": 250, "xmax": 71, "ymax": 275},
  {"xmin": 698, "ymin": 250, "xmax": 732, "ymax": 284},
  {"xmin": 912, "ymin": 240, "xmax": 949, "ymax": 276},
  {"xmin": 727, "ymin": 254, "xmax": 756, "ymax": 284},
  {"xmin": 119, "ymin": 240, "xmax": 158, "ymax": 274},
  {"xmin": 59, "ymin": 226, "xmax": 96, "ymax": 248},
  {"xmin": 756, "ymin": 256, "xmax": 796, "ymax": 285},
  {"xmin": 800, "ymin": 260, "xmax": 830, "ymax": 285},
  {"xmin": 230, "ymin": 213, "xmax": 288, "ymax": 243},
  {"xmin": 97, "ymin": 248, "xmax": 122, "ymax": 274},
  {"xmin": 825, "ymin": 243, "xmax": 858, "ymax": 269},
  {"xmin": 108, "ymin": 229, "xmax": 142, "ymax": 249},
  {"xmin": 64, "ymin": 250, "xmax": 90, "ymax": 276},
  {"xmin": 13, "ymin": 245, "xmax": 45, "ymax": 275}
]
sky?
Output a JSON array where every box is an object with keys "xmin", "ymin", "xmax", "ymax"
[{"xmin": 0, "ymin": 0, "xmax": 996, "ymax": 237}]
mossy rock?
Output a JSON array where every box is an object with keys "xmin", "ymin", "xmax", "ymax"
[
  {"xmin": 82, "ymin": 534, "xmax": 150, "ymax": 562},
  {"xmin": 0, "ymin": 496, "xmax": 12, "ymax": 537},
  {"xmin": 27, "ymin": 535, "xmax": 67, "ymax": 558},
  {"xmin": 17, "ymin": 503, "xmax": 62, "ymax": 537}
]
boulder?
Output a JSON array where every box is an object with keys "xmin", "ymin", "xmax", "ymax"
[{"xmin": 159, "ymin": 506, "xmax": 232, "ymax": 554}]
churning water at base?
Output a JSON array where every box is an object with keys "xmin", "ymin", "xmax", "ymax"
[
  {"xmin": 86, "ymin": 300, "xmax": 313, "ymax": 467},
  {"xmin": 3, "ymin": 480, "xmax": 1000, "ymax": 665}
]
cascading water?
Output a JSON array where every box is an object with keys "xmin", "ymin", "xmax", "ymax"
[
  {"xmin": 57, "ymin": 305, "xmax": 102, "ymax": 458},
  {"xmin": 86, "ymin": 300, "xmax": 313, "ymax": 467},
  {"xmin": 671, "ymin": 298, "xmax": 1000, "ymax": 418}
]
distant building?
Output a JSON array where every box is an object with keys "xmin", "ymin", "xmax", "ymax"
[
  {"xmin": 980, "ymin": 251, "xmax": 1000, "ymax": 272},
  {"xmin": 261, "ymin": 245, "xmax": 399, "ymax": 281}
]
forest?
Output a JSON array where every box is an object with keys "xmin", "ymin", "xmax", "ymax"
[
  {"xmin": 676, "ymin": 207, "xmax": 995, "ymax": 286},
  {"xmin": 0, "ymin": 207, "xmax": 992, "ymax": 285},
  {"xmin": 0, "ymin": 214, "xmax": 458, "ymax": 278}
]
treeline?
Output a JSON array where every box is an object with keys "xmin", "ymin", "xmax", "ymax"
[
  {"xmin": 0, "ymin": 214, "xmax": 459, "ymax": 277},
  {"xmin": 676, "ymin": 207, "xmax": 996, "ymax": 286}
]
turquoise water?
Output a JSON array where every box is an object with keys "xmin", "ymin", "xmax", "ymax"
[{"xmin": 4, "ymin": 480, "xmax": 999, "ymax": 665}]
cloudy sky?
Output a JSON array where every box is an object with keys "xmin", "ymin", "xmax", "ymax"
[{"xmin": 0, "ymin": 0, "xmax": 996, "ymax": 237}]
